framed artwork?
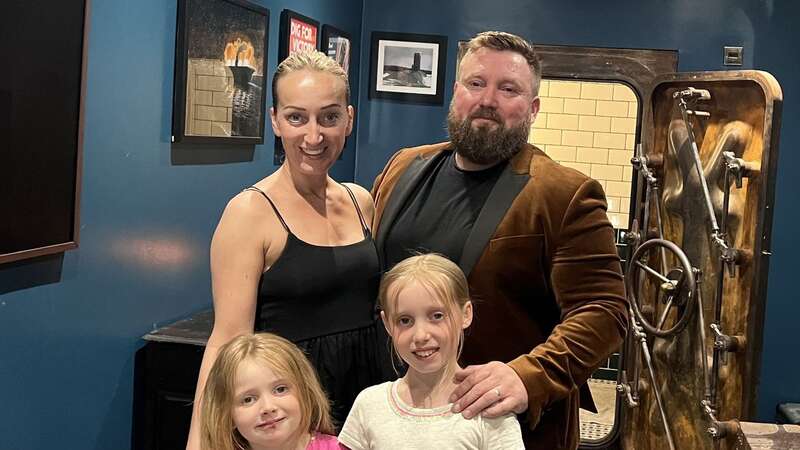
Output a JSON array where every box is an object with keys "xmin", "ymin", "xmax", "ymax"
[
  {"xmin": 278, "ymin": 9, "xmax": 320, "ymax": 62},
  {"xmin": 369, "ymin": 31, "xmax": 448, "ymax": 104},
  {"xmin": 1, "ymin": 0, "xmax": 89, "ymax": 264},
  {"xmin": 172, "ymin": 0, "xmax": 269, "ymax": 144},
  {"xmin": 275, "ymin": 9, "xmax": 320, "ymax": 164},
  {"xmin": 455, "ymin": 40, "xmax": 469, "ymax": 80},
  {"xmin": 322, "ymin": 24, "xmax": 352, "ymax": 75}
]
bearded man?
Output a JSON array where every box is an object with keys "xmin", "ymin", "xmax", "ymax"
[{"xmin": 371, "ymin": 31, "xmax": 628, "ymax": 449}]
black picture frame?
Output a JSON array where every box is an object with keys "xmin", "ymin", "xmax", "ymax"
[
  {"xmin": 1, "ymin": 0, "xmax": 90, "ymax": 264},
  {"xmin": 274, "ymin": 9, "xmax": 321, "ymax": 164},
  {"xmin": 172, "ymin": 0, "xmax": 269, "ymax": 144},
  {"xmin": 278, "ymin": 9, "xmax": 321, "ymax": 61},
  {"xmin": 322, "ymin": 24, "xmax": 352, "ymax": 76},
  {"xmin": 369, "ymin": 31, "xmax": 447, "ymax": 105},
  {"xmin": 455, "ymin": 40, "xmax": 469, "ymax": 81}
]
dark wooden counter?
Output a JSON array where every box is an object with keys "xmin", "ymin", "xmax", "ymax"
[
  {"xmin": 133, "ymin": 310, "xmax": 212, "ymax": 450},
  {"xmin": 142, "ymin": 309, "xmax": 213, "ymax": 346}
]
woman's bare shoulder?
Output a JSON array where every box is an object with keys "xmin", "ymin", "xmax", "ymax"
[
  {"xmin": 223, "ymin": 172, "xmax": 283, "ymax": 217},
  {"xmin": 342, "ymin": 182, "xmax": 375, "ymax": 222},
  {"xmin": 342, "ymin": 182, "xmax": 372, "ymax": 197},
  {"xmin": 221, "ymin": 189, "xmax": 270, "ymax": 220},
  {"xmin": 342, "ymin": 182, "xmax": 374, "ymax": 208},
  {"xmin": 213, "ymin": 186, "xmax": 283, "ymax": 245}
]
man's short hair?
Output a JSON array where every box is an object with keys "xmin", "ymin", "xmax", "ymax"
[{"xmin": 463, "ymin": 31, "xmax": 542, "ymax": 96}]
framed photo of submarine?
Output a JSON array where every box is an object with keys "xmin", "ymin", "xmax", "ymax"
[
  {"xmin": 369, "ymin": 31, "xmax": 447, "ymax": 104},
  {"xmin": 172, "ymin": 0, "xmax": 269, "ymax": 144}
]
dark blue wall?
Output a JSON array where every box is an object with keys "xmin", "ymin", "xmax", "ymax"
[
  {"xmin": 0, "ymin": 0, "xmax": 362, "ymax": 449},
  {"xmin": 354, "ymin": 0, "xmax": 800, "ymax": 422},
  {"xmin": 2, "ymin": 2, "xmax": 799, "ymax": 449}
]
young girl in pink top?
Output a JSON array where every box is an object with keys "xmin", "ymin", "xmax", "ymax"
[{"xmin": 201, "ymin": 333, "xmax": 343, "ymax": 450}]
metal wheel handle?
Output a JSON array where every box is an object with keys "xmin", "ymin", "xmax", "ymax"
[{"xmin": 626, "ymin": 238, "xmax": 696, "ymax": 337}]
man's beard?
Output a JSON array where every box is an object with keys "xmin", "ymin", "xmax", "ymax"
[{"xmin": 447, "ymin": 106, "xmax": 531, "ymax": 166}]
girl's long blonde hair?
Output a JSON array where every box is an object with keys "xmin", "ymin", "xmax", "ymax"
[{"xmin": 200, "ymin": 333, "xmax": 334, "ymax": 450}]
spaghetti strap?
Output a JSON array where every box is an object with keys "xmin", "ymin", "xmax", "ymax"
[
  {"xmin": 341, "ymin": 184, "xmax": 370, "ymax": 238},
  {"xmin": 243, "ymin": 186, "xmax": 291, "ymax": 233}
]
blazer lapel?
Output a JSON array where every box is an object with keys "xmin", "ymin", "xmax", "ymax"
[
  {"xmin": 459, "ymin": 157, "xmax": 530, "ymax": 277},
  {"xmin": 376, "ymin": 151, "xmax": 449, "ymax": 263}
]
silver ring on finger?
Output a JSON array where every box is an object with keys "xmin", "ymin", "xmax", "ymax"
[{"xmin": 493, "ymin": 387, "xmax": 501, "ymax": 398}]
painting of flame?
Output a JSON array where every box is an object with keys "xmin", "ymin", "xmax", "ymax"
[
  {"xmin": 223, "ymin": 38, "xmax": 255, "ymax": 68},
  {"xmin": 184, "ymin": 0, "xmax": 266, "ymax": 75},
  {"xmin": 173, "ymin": 0, "xmax": 269, "ymax": 143}
]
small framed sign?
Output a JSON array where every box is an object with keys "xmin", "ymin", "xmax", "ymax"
[{"xmin": 278, "ymin": 9, "xmax": 319, "ymax": 61}]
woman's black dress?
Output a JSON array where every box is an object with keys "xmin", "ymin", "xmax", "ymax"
[{"xmin": 245, "ymin": 185, "xmax": 388, "ymax": 426}]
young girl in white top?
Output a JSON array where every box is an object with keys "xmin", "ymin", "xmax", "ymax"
[
  {"xmin": 339, "ymin": 254, "xmax": 524, "ymax": 449},
  {"xmin": 201, "ymin": 333, "xmax": 343, "ymax": 450}
]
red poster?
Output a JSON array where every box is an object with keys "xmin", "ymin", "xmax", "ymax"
[{"xmin": 289, "ymin": 18, "xmax": 317, "ymax": 54}]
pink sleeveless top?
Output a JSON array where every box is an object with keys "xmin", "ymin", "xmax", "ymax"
[{"xmin": 307, "ymin": 433, "xmax": 344, "ymax": 450}]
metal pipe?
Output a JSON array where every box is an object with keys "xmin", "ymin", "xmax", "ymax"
[
  {"xmin": 639, "ymin": 329, "xmax": 677, "ymax": 450},
  {"xmin": 720, "ymin": 162, "xmax": 731, "ymax": 239},
  {"xmin": 642, "ymin": 170, "xmax": 652, "ymax": 240},
  {"xmin": 655, "ymin": 296, "xmax": 674, "ymax": 331},
  {"xmin": 635, "ymin": 260, "xmax": 673, "ymax": 284},
  {"xmin": 713, "ymin": 170, "xmax": 731, "ymax": 324},
  {"xmin": 676, "ymin": 97, "xmax": 721, "ymax": 234},
  {"xmin": 633, "ymin": 144, "xmax": 651, "ymax": 323},
  {"xmin": 652, "ymin": 184, "xmax": 668, "ymax": 273},
  {"xmin": 695, "ymin": 277, "xmax": 713, "ymax": 403},
  {"xmin": 710, "ymin": 157, "xmax": 735, "ymax": 408},
  {"xmin": 628, "ymin": 305, "xmax": 642, "ymax": 407},
  {"xmin": 628, "ymin": 145, "xmax": 649, "ymax": 407}
]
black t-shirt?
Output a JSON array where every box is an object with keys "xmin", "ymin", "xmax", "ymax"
[{"xmin": 383, "ymin": 152, "xmax": 506, "ymax": 269}]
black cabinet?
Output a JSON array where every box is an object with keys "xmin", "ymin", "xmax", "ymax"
[{"xmin": 133, "ymin": 311, "xmax": 212, "ymax": 450}]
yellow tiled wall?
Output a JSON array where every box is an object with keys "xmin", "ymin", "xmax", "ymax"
[
  {"xmin": 185, "ymin": 59, "xmax": 234, "ymax": 137},
  {"xmin": 529, "ymin": 80, "xmax": 638, "ymax": 230}
]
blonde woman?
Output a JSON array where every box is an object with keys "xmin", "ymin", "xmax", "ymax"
[{"xmin": 186, "ymin": 51, "xmax": 386, "ymax": 450}]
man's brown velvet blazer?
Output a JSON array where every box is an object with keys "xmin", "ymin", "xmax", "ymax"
[{"xmin": 371, "ymin": 142, "xmax": 629, "ymax": 450}]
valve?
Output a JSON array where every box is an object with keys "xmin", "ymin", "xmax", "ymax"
[{"xmin": 626, "ymin": 238, "xmax": 697, "ymax": 337}]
